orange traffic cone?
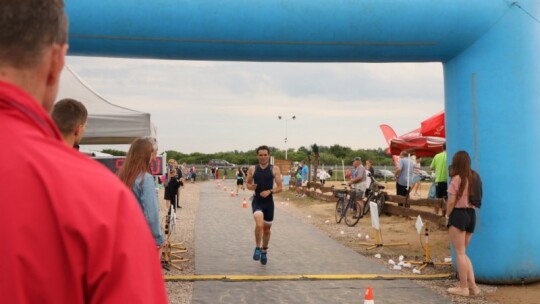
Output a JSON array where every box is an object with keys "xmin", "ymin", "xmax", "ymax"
[
  {"xmin": 242, "ymin": 198, "xmax": 247, "ymax": 208},
  {"xmin": 217, "ymin": 182, "xmax": 221, "ymax": 188},
  {"xmin": 223, "ymin": 186, "xmax": 227, "ymax": 191},
  {"xmin": 364, "ymin": 286, "xmax": 374, "ymax": 304},
  {"xmin": 230, "ymin": 190, "xmax": 235, "ymax": 197}
]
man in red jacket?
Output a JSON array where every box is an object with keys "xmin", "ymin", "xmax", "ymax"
[{"xmin": 0, "ymin": 1, "xmax": 168, "ymax": 303}]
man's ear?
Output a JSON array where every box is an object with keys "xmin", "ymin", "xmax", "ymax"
[
  {"xmin": 46, "ymin": 44, "xmax": 68, "ymax": 88},
  {"xmin": 74, "ymin": 123, "xmax": 83, "ymax": 137}
]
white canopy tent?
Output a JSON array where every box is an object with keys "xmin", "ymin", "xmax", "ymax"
[{"xmin": 56, "ymin": 65, "xmax": 156, "ymax": 145}]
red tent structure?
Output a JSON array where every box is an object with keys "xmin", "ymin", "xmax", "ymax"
[
  {"xmin": 388, "ymin": 136, "xmax": 445, "ymax": 157},
  {"xmin": 380, "ymin": 111, "xmax": 446, "ymax": 161},
  {"xmin": 420, "ymin": 111, "xmax": 445, "ymax": 138}
]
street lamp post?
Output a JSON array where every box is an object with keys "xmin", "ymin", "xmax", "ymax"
[{"xmin": 278, "ymin": 115, "xmax": 296, "ymax": 160}]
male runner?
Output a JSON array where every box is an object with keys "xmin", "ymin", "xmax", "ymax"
[{"xmin": 246, "ymin": 145, "xmax": 283, "ymax": 265}]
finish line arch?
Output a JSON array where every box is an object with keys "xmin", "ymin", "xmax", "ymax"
[{"xmin": 65, "ymin": 0, "xmax": 540, "ymax": 284}]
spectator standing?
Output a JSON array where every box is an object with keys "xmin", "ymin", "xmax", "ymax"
[
  {"xmin": 163, "ymin": 159, "xmax": 175, "ymax": 210},
  {"xmin": 431, "ymin": 143, "xmax": 448, "ymax": 214},
  {"xmin": 51, "ymin": 98, "xmax": 88, "ymax": 148},
  {"xmin": 318, "ymin": 169, "xmax": 330, "ymax": 185},
  {"xmin": 294, "ymin": 162, "xmax": 304, "ymax": 197},
  {"xmin": 395, "ymin": 151, "xmax": 415, "ymax": 204},
  {"xmin": 445, "ymin": 151, "xmax": 481, "ymax": 297},
  {"xmin": 0, "ymin": 1, "xmax": 167, "ymax": 302},
  {"xmin": 180, "ymin": 162, "xmax": 188, "ymax": 179},
  {"xmin": 365, "ymin": 159, "xmax": 375, "ymax": 176},
  {"xmin": 190, "ymin": 165, "xmax": 197, "ymax": 183},
  {"xmin": 173, "ymin": 160, "xmax": 184, "ymax": 209},
  {"xmin": 411, "ymin": 157, "xmax": 422, "ymax": 196},
  {"xmin": 118, "ymin": 138, "xmax": 165, "ymax": 248},
  {"xmin": 300, "ymin": 161, "xmax": 309, "ymax": 198},
  {"xmin": 348, "ymin": 157, "xmax": 367, "ymax": 218}
]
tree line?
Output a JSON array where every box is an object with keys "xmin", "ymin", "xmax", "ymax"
[{"xmin": 102, "ymin": 144, "xmax": 433, "ymax": 167}]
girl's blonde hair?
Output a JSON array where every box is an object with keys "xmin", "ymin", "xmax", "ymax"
[{"xmin": 118, "ymin": 138, "xmax": 154, "ymax": 188}]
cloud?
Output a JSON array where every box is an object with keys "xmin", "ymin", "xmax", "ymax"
[{"xmin": 68, "ymin": 56, "xmax": 444, "ymax": 153}]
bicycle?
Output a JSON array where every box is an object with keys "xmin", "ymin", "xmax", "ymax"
[
  {"xmin": 161, "ymin": 203, "xmax": 188, "ymax": 271},
  {"xmin": 334, "ymin": 185, "xmax": 362, "ymax": 227},
  {"xmin": 161, "ymin": 205, "xmax": 176, "ymax": 270},
  {"xmin": 334, "ymin": 188, "xmax": 348, "ymax": 224},
  {"xmin": 362, "ymin": 177, "xmax": 386, "ymax": 216}
]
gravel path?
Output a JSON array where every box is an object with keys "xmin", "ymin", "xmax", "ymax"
[
  {"xmin": 162, "ymin": 182, "xmax": 497, "ymax": 304},
  {"xmin": 160, "ymin": 183, "xmax": 199, "ymax": 304}
]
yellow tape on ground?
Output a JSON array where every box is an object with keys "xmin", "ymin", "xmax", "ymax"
[{"xmin": 164, "ymin": 273, "xmax": 451, "ymax": 282}]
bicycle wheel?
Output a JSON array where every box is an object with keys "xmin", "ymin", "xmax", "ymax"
[
  {"xmin": 335, "ymin": 198, "xmax": 344, "ymax": 224},
  {"xmin": 344, "ymin": 201, "xmax": 361, "ymax": 227},
  {"xmin": 362, "ymin": 193, "xmax": 373, "ymax": 216},
  {"xmin": 376, "ymin": 193, "xmax": 386, "ymax": 216},
  {"xmin": 163, "ymin": 205, "xmax": 176, "ymax": 243}
]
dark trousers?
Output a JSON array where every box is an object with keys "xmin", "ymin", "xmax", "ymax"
[
  {"xmin": 396, "ymin": 183, "xmax": 410, "ymax": 207},
  {"xmin": 436, "ymin": 182, "xmax": 448, "ymax": 199}
]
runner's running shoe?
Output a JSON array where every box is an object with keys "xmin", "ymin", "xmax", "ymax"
[
  {"xmin": 253, "ymin": 247, "xmax": 261, "ymax": 261},
  {"xmin": 260, "ymin": 251, "xmax": 268, "ymax": 265}
]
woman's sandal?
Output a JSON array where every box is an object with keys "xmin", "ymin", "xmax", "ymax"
[{"xmin": 470, "ymin": 286, "xmax": 481, "ymax": 296}]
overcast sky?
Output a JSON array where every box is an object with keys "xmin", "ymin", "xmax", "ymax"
[{"xmin": 68, "ymin": 56, "xmax": 444, "ymax": 154}]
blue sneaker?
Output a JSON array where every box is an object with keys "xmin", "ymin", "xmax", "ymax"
[
  {"xmin": 253, "ymin": 247, "xmax": 261, "ymax": 261},
  {"xmin": 260, "ymin": 251, "xmax": 268, "ymax": 265}
]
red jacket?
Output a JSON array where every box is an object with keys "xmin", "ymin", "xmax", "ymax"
[{"xmin": 0, "ymin": 81, "xmax": 168, "ymax": 303}]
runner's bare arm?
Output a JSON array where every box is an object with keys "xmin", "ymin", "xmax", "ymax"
[
  {"xmin": 272, "ymin": 166, "xmax": 283, "ymax": 194},
  {"xmin": 246, "ymin": 166, "xmax": 257, "ymax": 190}
]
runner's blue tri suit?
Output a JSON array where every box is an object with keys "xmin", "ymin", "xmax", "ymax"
[{"xmin": 252, "ymin": 165, "xmax": 274, "ymax": 223}]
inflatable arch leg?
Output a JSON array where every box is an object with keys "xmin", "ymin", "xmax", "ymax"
[
  {"xmin": 445, "ymin": 3, "xmax": 540, "ymax": 284},
  {"xmin": 65, "ymin": 0, "xmax": 540, "ymax": 283}
]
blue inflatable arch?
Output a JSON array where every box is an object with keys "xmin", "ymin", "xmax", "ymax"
[{"xmin": 66, "ymin": 0, "xmax": 540, "ymax": 284}]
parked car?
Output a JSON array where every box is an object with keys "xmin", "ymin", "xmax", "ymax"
[
  {"xmin": 208, "ymin": 159, "xmax": 236, "ymax": 168},
  {"xmin": 374, "ymin": 169, "xmax": 395, "ymax": 180},
  {"xmin": 418, "ymin": 170, "xmax": 432, "ymax": 181}
]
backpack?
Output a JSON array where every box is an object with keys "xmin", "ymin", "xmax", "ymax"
[
  {"xmin": 428, "ymin": 182, "xmax": 437, "ymax": 199},
  {"xmin": 295, "ymin": 167, "xmax": 302, "ymax": 179},
  {"xmin": 469, "ymin": 171, "xmax": 483, "ymax": 208}
]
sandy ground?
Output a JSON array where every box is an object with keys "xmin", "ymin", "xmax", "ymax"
[
  {"xmin": 162, "ymin": 180, "xmax": 540, "ymax": 304},
  {"xmin": 280, "ymin": 180, "xmax": 540, "ymax": 304}
]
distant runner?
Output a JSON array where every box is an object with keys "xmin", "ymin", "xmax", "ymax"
[
  {"xmin": 236, "ymin": 167, "xmax": 246, "ymax": 195},
  {"xmin": 246, "ymin": 145, "xmax": 283, "ymax": 265}
]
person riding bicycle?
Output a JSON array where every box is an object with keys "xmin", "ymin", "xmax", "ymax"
[{"xmin": 348, "ymin": 157, "xmax": 367, "ymax": 219}]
